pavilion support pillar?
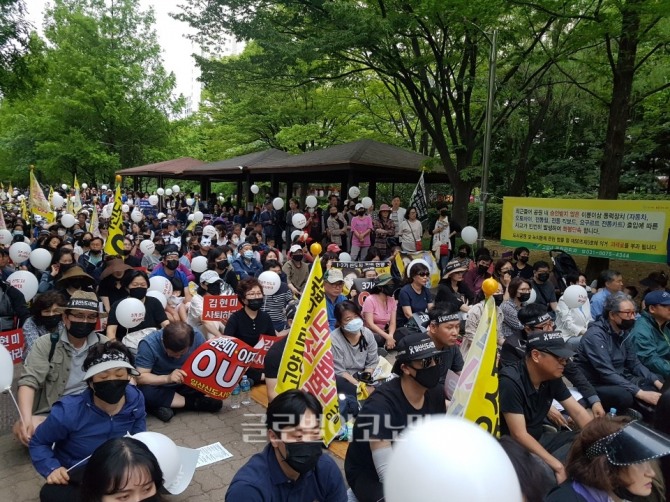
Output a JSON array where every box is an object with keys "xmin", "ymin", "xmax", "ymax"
[
  {"xmin": 245, "ymin": 172, "xmax": 252, "ymax": 210},
  {"xmin": 200, "ymin": 178, "xmax": 208, "ymax": 200},
  {"xmin": 271, "ymin": 175, "xmax": 279, "ymax": 198},
  {"xmin": 286, "ymin": 180, "xmax": 294, "ymax": 201},
  {"xmin": 369, "ymin": 180, "xmax": 377, "ymax": 203},
  {"xmin": 300, "ymin": 182, "xmax": 309, "ymax": 206},
  {"xmin": 236, "ymin": 180, "xmax": 243, "ymax": 210}
]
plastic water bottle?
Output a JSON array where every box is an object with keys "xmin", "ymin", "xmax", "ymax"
[
  {"xmin": 240, "ymin": 376, "xmax": 251, "ymax": 405},
  {"xmin": 230, "ymin": 385, "xmax": 241, "ymax": 409},
  {"xmin": 607, "ymin": 408, "xmax": 617, "ymax": 419}
]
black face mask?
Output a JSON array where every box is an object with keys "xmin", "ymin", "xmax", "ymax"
[
  {"xmin": 518, "ymin": 292, "xmax": 531, "ymax": 303},
  {"xmin": 280, "ymin": 441, "xmax": 323, "ymax": 474},
  {"xmin": 81, "ymin": 239, "xmax": 91, "ymax": 247},
  {"xmin": 477, "ymin": 264, "xmax": 488, "ymax": 275},
  {"xmin": 207, "ymin": 283, "xmax": 222, "ymax": 296},
  {"xmin": 90, "ymin": 249, "xmax": 101, "ymax": 256},
  {"xmin": 154, "ymin": 244, "xmax": 165, "ymax": 253},
  {"xmin": 519, "ymin": 256, "xmax": 529, "ymax": 263},
  {"xmin": 247, "ymin": 298, "xmax": 264, "ymax": 311},
  {"xmin": 616, "ymin": 319, "xmax": 636, "ymax": 331},
  {"xmin": 38, "ymin": 314, "xmax": 61, "ymax": 331},
  {"xmin": 216, "ymin": 260, "xmax": 228, "ymax": 271},
  {"xmin": 458, "ymin": 251, "xmax": 468, "ymax": 258},
  {"xmin": 537, "ymin": 273, "xmax": 550, "ymax": 282},
  {"xmin": 411, "ymin": 364, "xmax": 441, "ymax": 388},
  {"xmin": 329, "ymin": 213, "xmax": 337, "ymax": 218},
  {"xmin": 128, "ymin": 287, "xmax": 147, "ymax": 300},
  {"xmin": 59, "ymin": 263, "xmax": 74, "ymax": 273},
  {"xmin": 292, "ymin": 254, "xmax": 304, "ymax": 263},
  {"xmin": 440, "ymin": 210, "xmax": 448, "ymax": 217},
  {"xmin": 69, "ymin": 320, "xmax": 96, "ymax": 339},
  {"xmin": 493, "ymin": 294, "xmax": 504, "ymax": 306},
  {"xmin": 166, "ymin": 259, "xmax": 179, "ymax": 270},
  {"xmin": 91, "ymin": 379, "xmax": 129, "ymax": 405},
  {"xmin": 357, "ymin": 210, "xmax": 365, "ymax": 216},
  {"xmin": 122, "ymin": 249, "xmax": 131, "ymax": 256}
]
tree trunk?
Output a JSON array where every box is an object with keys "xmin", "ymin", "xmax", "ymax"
[
  {"xmin": 450, "ymin": 179, "xmax": 473, "ymax": 231},
  {"xmin": 586, "ymin": 0, "xmax": 641, "ymax": 279}
]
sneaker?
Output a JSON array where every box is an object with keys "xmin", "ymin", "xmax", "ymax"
[
  {"xmin": 625, "ymin": 408, "xmax": 644, "ymax": 421},
  {"xmin": 377, "ymin": 347, "xmax": 388, "ymax": 357},
  {"xmin": 189, "ymin": 396, "xmax": 223, "ymax": 413},
  {"xmin": 151, "ymin": 406, "xmax": 175, "ymax": 423}
]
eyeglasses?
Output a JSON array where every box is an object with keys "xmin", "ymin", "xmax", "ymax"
[
  {"xmin": 539, "ymin": 351, "xmax": 569, "ymax": 365},
  {"xmin": 416, "ymin": 272, "xmax": 430, "ymax": 278},
  {"xmin": 69, "ymin": 312, "xmax": 98, "ymax": 322},
  {"xmin": 616, "ymin": 310, "xmax": 636, "ymax": 318},
  {"xmin": 413, "ymin": 356, "xmax": 440, "ymax": 369}
]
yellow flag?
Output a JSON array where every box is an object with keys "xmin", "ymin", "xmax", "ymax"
[
  {"xmin": 104, "ymin": 183, "xmax": 124, "ymax": 257},
  {"xmin": 0, "ymin": 208, "xmax": 6, "ymax": 229},
  {"xmin": 89, "ymin": 202, "xmax": 100, "ymax": 237},
  {"xmin": 447, "ymin": 295, "xmax": 500, "ymax": 436},
  {"xmin": 73, "ymin": 174, "xmax": 82, "ymax": 212},
  {"xmin": 394, "ymin": 251, "xmax": 406, "ymax": 278},
  {"xmin": 29, "ymin": 168, "xmax": 55, "ymax": 223},
  {"xmin": 20, "ymin": 197, "xmax": 28, "ymax": 221},
  {"xmin": 275, "ymin": 257, "xmax": 341, "ymax": 445}
]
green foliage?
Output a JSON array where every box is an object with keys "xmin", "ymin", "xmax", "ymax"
[{"xmin": 467, "ymin": 203, "xmax": 503, "ymax": 239}]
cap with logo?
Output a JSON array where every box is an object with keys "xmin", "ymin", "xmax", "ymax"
[
  {"xmin": 644, "ymin": 290, "xmax": 670, "ymax": 307},
  {"xmin": 325, "ymin": 268, "xmax": 344, "ymax": 284},
  {"xmin": 392, "ymin": 333, "xmax": 444, "ymax": 374},
  {"xmin": 527, "ymin": 330, "xmax": 574, "ymax": 359},
  {"xmin": 524, "ymin": 312, "xmax": 553, "ymax": 328},
  {"xmin": 200, "ymin": 270, "xmax": 223, "ymax": 285}
]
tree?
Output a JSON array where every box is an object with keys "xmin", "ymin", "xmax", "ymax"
[
  {"xmin": 0, "ymin": 0, "xmax": 39, "ymax": 97},
  {"xmin": 0, "ymin": 0, "xmax": 180, "ymax": 185}
]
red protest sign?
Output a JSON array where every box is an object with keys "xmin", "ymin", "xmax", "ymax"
[
  {"xmin": 181, "ymin": 337, "xmax": 262, "ymax": 400},
  {"xmin": 201, "ymin": 294, "xmax": 242, "ymax": 322},
  {"xmin": 0, "ymin": 329, "xmax": 24, "ymax": 364},
  {"xmin": 249, "ymin": 334, "xmax": 284, "ymax": 370}
]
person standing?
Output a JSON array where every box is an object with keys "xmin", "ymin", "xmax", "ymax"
[
  {"xmin": 431, "ymin": 207, "xmax": 454, "ymax": 271},
  {"xmin": 373, "ymin": 204, "xmax": 395, "ymax": 260},
  {"xmin": 350, "ymin": 204, "xmax": 374, "ymax": 261},
  {"xmin": 397, "ymin": 206, "xmax": 423, "ymax": 253}
]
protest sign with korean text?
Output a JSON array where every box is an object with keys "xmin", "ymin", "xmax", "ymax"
[
  {"xmin": 0, "ymin": 329, "xmax": 24, "ymax": 364},
  {"xmin": 201, "ymin": 294, "xmax": 243, "ymax": 322}
]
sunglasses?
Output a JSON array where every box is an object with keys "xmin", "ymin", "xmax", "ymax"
[
  {"xmin": 416, "ymin": 271, "xmax": 430, "ymax": 277},
  {"xmin": 414, "ymin": 355, "xmax": 440, "ymax": 368}
]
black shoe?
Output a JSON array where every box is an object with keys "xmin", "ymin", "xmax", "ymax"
[
  {"xmin": 187, "ymin": 396, "xmax": 223, "ymax": 413},
  {"xmin": 151, "ymin": 406, "xmax": 175, "ymax": 423},
  {"xmin": 625, "ymin": 408, "xmax": 644, "ymax": 421}
]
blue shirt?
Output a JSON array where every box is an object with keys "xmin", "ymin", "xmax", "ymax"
[
  {"xmin": 225, "ymin": 443, "xmax": 346, "ymax": 502},
  {"xmin": 326, "ymin": 294, "xmax": 347, "ymax": 331},
  {"xmin": 590, "ymin": 288, "xmax": 611, "ymax": 320},
  {"xmin": 150, "ymin": 265, "xmax": 189, "ymax": 290},
  {"xmin": 136, "ymin": 328, "xmax": 206, "ymax": 375}
]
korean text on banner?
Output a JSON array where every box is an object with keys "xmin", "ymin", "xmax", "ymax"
[
  {"xmin": 181, "ymin": 337, "xmax": 266, "ymax": 399},
  {"xmin": 410, "ymin": 172, "xmax": 428, "ymax": 220},
  {"xmin": 29, "ymin": 169, "xmax": 54, "ymax": 223},
  {"xmin": 447, "ymin": 296, "xmax": 500, "ymax": 436},
  {"xmin": 104, "ymin": 184, "xmax": 124, "ymax": 257},
  {"xmin": 275, "ymin": 258, "xmax": 341, "ymax": 445},
  {"xmin": 201, "ymin": 295, "xmax": 242, "ymax": 322},
  {"xmin": 501, "ymin": 197, "xmax": 670, "ymax": 264},
  {"xmin": 0, "ymin": 329, "xmax": 24, "ymax": 364}
]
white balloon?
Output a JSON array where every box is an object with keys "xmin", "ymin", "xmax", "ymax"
[
  {"xmin": 146, "ymin": 290, "xmax": 167, "ymax": 309},
  {"xmin": 193, "ymin": 211, "xmax": 204, "ymax": 223},
  {"xmin": 305, "ymin": 195, "xmax": 317, "ymax": 208},
  {"xmin": 165, "ymin": 188, "xmax": 173, "ymax": 196},
  {"xmin": 191, "ymin": 255, "xmax": 208, "ymax": 273},
  {"xmin": 139, "ymin": 240, "xmax": 155, "ymax": 256},
  {"xmin": 157, "ymin": 212, "xmax": 166, "ymax": 219},
  {"xmin": 149, "ymin": 276, "xmax": 173, "ymax": 297},
  {"xmin": 523, "ymin": 288, "xmax": 537, "ymax": 306},
  {"xmin": 148, "ymin": 195, "xmax": 159, "ymax": 206},
  {"xmin": 0, "ymin": 229, "xmax": 12, "ymax": 245},
  {"xmin": 292, "ymin": 213, "xmax": 307, "ymax": 230},
  {"xmin": 156, "ymin": 188, "xmax": 165, "ymax": 196},
  {"xmin": 51, "ymin": 193, "xmax": 65, "ymax": 209},
  {"xmin": 81, "ymin": 183, "xmax": 88, "ymax": 189},
  {"xmin": 258, "ymin": 271, "xmax": 281, "ymax": 295},
  {"xmin": 172, "ymin": 185, "xmax": 180, "ymax": 194},
  {"xmin": 250, "ymin": 184, "xmax": 259, "ymax": 194},
  {"xmin": 17, "ymin": 194, "xmax": 25, "ymax": 201},
  {"xmin": 385, "ymin": 417, "xmax": 522, "ymax": 502},
  {"xmin": 361, "ymin": 196, "xmax": 373, "ymax": 209},
  {"xmin": 61, "ymin": 183, "xmax": 67, "ymax": 190},
  {"xmin": 115, "ymin": 298, "xmax": 146, "ymax": 329},
  {"xmin": 29, "ymin": 248, "xmax": 52, "ymax": 270},
  {"xmin": 202, "ymin": 225, "xmax": 217, "ymax": 237},
  {"xmin": 348, "ymin": 186, "xmax": 360, "ymax": 198},
  {"xmin": 461, "ymin": 226, "xmax": 478, "ymax": 245},
  {"xmin": 187, "ymin": 214, "xmax": 194, "ymax": 221},
  {"xmin": 7, "ymin": 270, "xmax": 39, "ymax": 301},
  {"xmin": 69, "ymin": 196, "xmax": 76, "ymax": 202},
  {"xmin": 131, "ymin": 210, "xmax": 143, "ymax": 223},
  {"xmin": 121, "ymin": 204, "xmax": 130, "ymax": 213},
  {"xmin": 272, "ymin": 197, "xmax": 284, "ymax": 210},
  {"xmin": 9, "ymin": 242, "xmax": 31, "ymax": 263},
  {"xmin": 101, "ymin": 184, "xmax": 107, "ymax": 190},
  {"xmin": 290, "ymin": 230, "xmax": 303, "ymax": 242},
  {"xmin": 61, "ymin": 213, "xmax": 76, "ymax": 228},
  {"xmin": 186, "ymin": 198, "xmax": 194, "ymax": 206},
  {"xmin": 562, "ymin": 285, "xmax": 588, "ymax": 309},
  {"xmin": 338, "ymin": 252, "xmax": 352, "ymax": 263},
  {"xmin": 0, "ymin": 342, "xmax": 13, "ymax": 389}
]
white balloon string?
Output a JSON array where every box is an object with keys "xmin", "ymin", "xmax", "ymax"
[
  {"xmin": 66, "ymin": 454, "xmax": 91, "ymax": 472},
  {"xmin": 7, "ymin": 388, "xmax": 25, "ymax": 425}
]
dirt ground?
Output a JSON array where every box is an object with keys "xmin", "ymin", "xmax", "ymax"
[{"xmin": 484, "ymin": 240, "xmax": 668, "ymax": 294}]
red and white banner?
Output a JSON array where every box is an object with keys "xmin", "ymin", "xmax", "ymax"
[
  {"xmin": 0, "ymin": 329, "xmax": 24, "ymax": 364},
  {"xmin": 202, "ymin": 295, "xmax": 243, "ymax": 322}
]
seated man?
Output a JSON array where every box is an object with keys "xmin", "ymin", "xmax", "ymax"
[
  {"xmin": 630, "ymin": 290, "xmax": 670, "ymax": 379},
  {"xmin": 226, "ymin": 389, "xmax": 347, "ymax": 501},
  {"xmin": 575, "ymin": 292, "xmax": 663, "ymax": 416},
  {"xmin": 345, "ymin": 333, "xmax": 447, "ymax": 502},
  {"xmin": 530, "ymin": 261, "xmax": 558, "ymax": 316},
  {"xmin": 589, "ymin": 269, "xmax": 624, "ymax": 320},
  {"xmin": 461, "ymin": 250, "xmax": 492, "ymax": 297},
  {"xmin": 14, "ymin": 291, "xmax": 108, "ymax": 446},
  {"xmin": 135, "ymin": 321, "xmax": 222, "ymax": 422},
  {"xmin": 424, "ymin": 306, "xmax": 463, "ymax": 388},
  {"xmin": 500, "ymin": 331, "xmax": 592, "ymax": 484},
  {"xmin": 500, "ymin": 303, "xmax": 605, "ymax": 419}
]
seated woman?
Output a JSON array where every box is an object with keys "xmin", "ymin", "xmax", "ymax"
[
  {"xmin": 362, "ymin": 273, "xmax": 397, "ymax": 349},
  {"xmin": 22, "ymin": 291, "xmax": 67, "ymax": 358},
  {"xmin": 29, "ymin": 341, "xmax": 146, "ymax": 502},
  {"xmin": 80, "ymin": 437, "xmax": 165, "ymax": 502},
  {"xmin": 546, "ymin": 417, "xmax": 670, "ymax": 502},
  {"xmin": 396, "ymin": 261, "xmax": 434, "ymax": 329},
  {"xmin": 37, "ymin": 248, "xmax": 77, "ymax": 294},
  {"xmin": 331, "ymin": 301, "xmax": 379, "ymax": 412},
  {"xmin": 106, "ymin": 270, "xmax": 169, "ymax": 345},
  {"xmin": 98, "ymin": 259, "xmax": 133, "ymax": 313},
  {"xmin": 434, "ymin": 259, "xmax": 474, "ymax": 314},
  {"xmin": 187, "ymin": 270, "xmax": 229, "ymax": 339}
]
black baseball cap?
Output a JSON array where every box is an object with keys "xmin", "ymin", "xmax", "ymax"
[
  {"xmin": 527, "ymin": 330, "xmax": 575, "ymax": 359},
  {"xmin": 392, "ymin": 333, "xmax": 444, "ymax": 374}
]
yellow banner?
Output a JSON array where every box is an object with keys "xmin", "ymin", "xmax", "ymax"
[
  {"xmin": 29, "ymin": 169, "xmax": 54, "ymax": 222},
  {"xmin": 447, "ymin": 296, "xmax": 500, "ymax": 436},
  {"xmin": 73, "ymin": 174, "xmax": 82, "ymax": 213},
  {"xmin": 501, "ymin": 197, "xmax": 670, "ymax": 263},
  {"xmin": 89, "ymin": 203, "xmax": 100, "ymax": 237},
  {"xmin": 104, "ymin": 184, "xmax": 124, "ymax": 257},
  {"xmin": 275, "ymin": 257, "xmax": 341, "ymax": 445}
]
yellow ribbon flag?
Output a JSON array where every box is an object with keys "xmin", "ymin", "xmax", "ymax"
[
  {"xmin": 29, "ymin": 168, "xmax": 55, "ymax": 223},
  {"xmin": 88, "ymin": 202, "xmax": 100, "ymax": 237},
  {"xmin": 275, "ymin": 257, "xmax": 341, "ymax": 445},
  {"xmin": 0, "ymin": 207, "xmax": 6, "ymax": 229},
  {"xmin": 73, "ymin": 174, "xmax": 82, "ymax": 213},
  {"xmin": 20, "ymin": 197, "xmax": 28, "ymax": 221},
  {"xmin": 104, "ymin": 183, "xmax": 124, "ymax": 257},
  {"xmin": 447, "ymin": 295, "xmax": 500, "ymax": 436}
]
